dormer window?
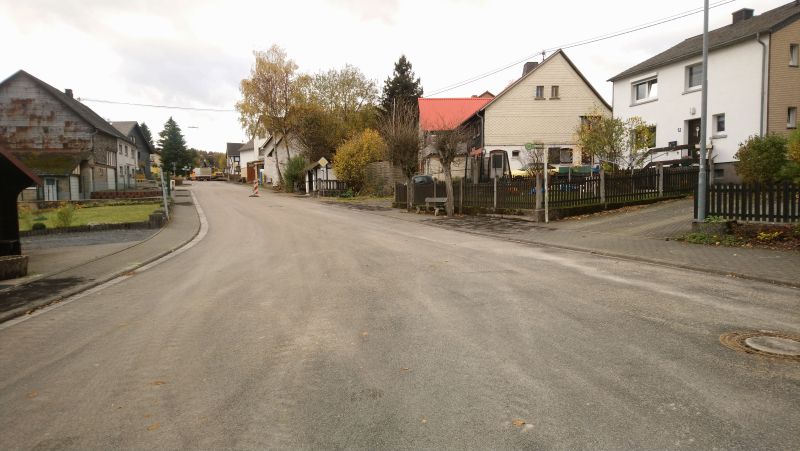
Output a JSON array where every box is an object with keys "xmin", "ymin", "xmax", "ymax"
[{"xmin": 633, "ymin": 78, "xmax": 658, "ymax": 102}]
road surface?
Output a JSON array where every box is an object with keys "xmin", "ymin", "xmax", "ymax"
[{"xmin": 1, "ymin": 182, "xmax": 798, "ymax": 449}]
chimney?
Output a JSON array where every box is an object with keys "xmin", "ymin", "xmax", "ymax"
[
  {"xmin": 732, "ymin": 8, "xmax": 754, "ymax": 24},
  {"xmin": 523, "ymin": 62, "xmax": 539, "ymax": 75},
  {"xmin": 64, "ymin": 88, "xmax": 73, "ymax": 98}
]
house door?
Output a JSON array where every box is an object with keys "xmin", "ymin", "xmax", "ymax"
[
  {"xmin": 70, "ymin": 175, "xmax": 80, "ymax": 200},
  {"xmin": 687, "ymin": 119, "xmax": 702, "ymax": 150},
  {"xmin": 44, "ymin": 178, "xmax": 58, "ymax": 201}
]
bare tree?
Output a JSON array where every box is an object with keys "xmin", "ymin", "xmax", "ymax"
[
  {"xmin": 380, "ymin": 101, "xmax": 420, "ymax": 211},
  {"xmin": 431, "ymin": 124, "xmax": 470, "ymax": 217}
]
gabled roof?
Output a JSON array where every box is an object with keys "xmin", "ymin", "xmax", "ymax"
[
  {"xmin": 226, "ymin": 142, "xmax": 244, "ymax": 156},
  {"xmin": 610, "ymin": 2, "xmax": 800, "ymax": 81},
  {"xmin": 238, "ymin": 139, "xmax": 255, "ymax": 152},
  {"xmin": 419, "ymin": 97, "xmax": 493, "ymax": 131},
  {"xmin": 470, "ymin": 50, "xmax": 611, "ymax": 117},
  {"xmin": 0, "ymin": 70, "xmax": 131, "ymax": 142},
  {"xmin": 0, "ymin": 146, "xmax": 42, "ymax": 186},
  {"xmin": 111, "ymin": 121, "xmax": 155, "ymax": 154}
]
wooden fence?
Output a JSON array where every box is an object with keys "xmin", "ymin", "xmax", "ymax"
[
  {"xmin": 697, "ymin": 183, "xmax": 800, "ymax": 223},
  {"xmin": 395, "ymin": 167, "xmax": 699, "ymax": 214},
  {"xmin": 315, "ymin": 179, "xmax": 349, "ymax": 197}
]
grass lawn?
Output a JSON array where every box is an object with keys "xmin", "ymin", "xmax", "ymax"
[{"xmin": 19, "ymin": 203, "xmax": 162, "ymax": 231}]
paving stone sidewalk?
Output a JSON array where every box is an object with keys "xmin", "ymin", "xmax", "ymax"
[
  {"xmin": 322, "ymin": 197, "xmax": 800, "ymax": 288},
  {"xmin": 0, "ymin": 190, "xmax": 200, "ymax": 322}
]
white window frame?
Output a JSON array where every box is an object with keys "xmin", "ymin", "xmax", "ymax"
[
  {"xmin": 685, "ymin": 63, "xmax": 703, "ymax": 91},
  {"xmin": 550, "ymin": 85, "xmax": 560, "ymax": 99},
  {"xmin": 535, "ymin": 85, "xmax": 545, "ymax": 99},
  {"xmin": 713, "ymin": 113, "xmax": 726, "ymax": 136},
  {"xmin": 790, "ymin": 44, "xmax": 799, "ymax": 67},
  {"xmin": 632, "ymin": 77, "xmax": 658, "ymax": 104},
  {"xmin": 789, "ymin": 107, "xmax": 798, "ymax": 129}
]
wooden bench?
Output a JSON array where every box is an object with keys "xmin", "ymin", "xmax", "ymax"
[{"xmin": 419, "ymin": 197, "xmax": 448, "ymax": 216}]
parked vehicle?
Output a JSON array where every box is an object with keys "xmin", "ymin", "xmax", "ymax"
[{"xmin": 191, "ymin": 167, "xmax": 212, "ymax": 181}]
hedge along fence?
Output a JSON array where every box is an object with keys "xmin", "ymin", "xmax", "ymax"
[{"xmin": 395, "ymin": 166, "xmax": 699, "ymax": 218}]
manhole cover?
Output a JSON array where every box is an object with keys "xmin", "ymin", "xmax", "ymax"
[{"xmin": 720, "ymin": 331, "xmax": 800, "ymax": 361}]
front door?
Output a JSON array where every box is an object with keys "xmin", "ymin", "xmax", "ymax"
[
  {"xmin": 687, "ymin": 119, "xmax": 702, "ymax": 151},
  {"xmin": 44, "ymin": 178, "xmax": 58, "ymax": 201}
]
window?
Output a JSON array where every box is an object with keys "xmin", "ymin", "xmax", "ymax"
[
  {"xmin": 547, "ymin": 147, "xmax": 560, "ymax": 164},
  {"xmin": 559, "ymin": 148, "xmax": 573, "ymax": 164},
  {"xmin": 791, "ymin": 44, "xmax": 799, "ymax": 67},
  {"xmin": 686, "ymin": 63, "xmax": 703, "ymax": 89},
  {"xmin": 633, "ymin": 78, "xmax": 658, "ymax": 102},
  {"xmin": 713, "ymin": 113, "xmax": 726, "ymax": 134},
  {"xmin": 789, "ymin": 107, "xmax": 798, "ymax": 129},
  {"xmin": 550, "ymin": 85, "xmax": 560, "ymax": 99},
  {"xmin": 511, "ymin": 150, "xmax": 520, "ymax": 158},
  {"xmin": 535, "ymin": 85, "xmax": 545, "ymax": 99}
]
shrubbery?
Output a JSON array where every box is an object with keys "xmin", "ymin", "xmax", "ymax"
[
  {"xmin": 283, "ymin": 156, "xmax": 307, "ymax": 193},
  {"xmin": 54, "ymin": 203, "xmax": 78, "ymax": 228},
  {"xmin": 735, "ymin": 134, "xmax": 795, "ymax": 183},
  {"xmin": 332, "ymin": 129, "xmax": 386, "ymax": 194}
]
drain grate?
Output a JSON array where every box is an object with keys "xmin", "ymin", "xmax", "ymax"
[{"xmin": 720, "ymin": 331, "xmax": 800, "ymax": 361}]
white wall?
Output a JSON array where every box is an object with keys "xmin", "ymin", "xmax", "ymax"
[
  {"xmin": 117, "ymin": 138, "xmax": 137, "ymax": 188},
  {"xmin": 613, "ymin": 38, "xmax": 767, "ymax": 165}
]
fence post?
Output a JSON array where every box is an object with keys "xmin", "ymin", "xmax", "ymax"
[
  {"xmin": 493, "ymin": 176, "xmax": 497, "ymax": 210},
  {"xmin": 535, "ymin": 173, "xmax": 542, "ymax": 210},
  {"xmin": 599, "ymin": 167, "xmax": 606, "ymax": 204},
  {"xmin": 657, "ymin": 163, "xmax": 664, "ymax": 197}
]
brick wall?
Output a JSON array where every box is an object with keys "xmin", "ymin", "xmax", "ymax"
[{"xmin": 768, "ymin": 20, "xmax": 800, "ymax": 136}]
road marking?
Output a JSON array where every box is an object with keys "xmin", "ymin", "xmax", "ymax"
[{"xmin": 0, "ymin": 191, "xmax": 208, "ymax": 330}]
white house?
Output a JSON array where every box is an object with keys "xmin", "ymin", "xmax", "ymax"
[
  {"xmin": 610, "ymin": 3, "xmax": 800, "ymax": 183},
  {"xmin": 260, "ymin": 134, "xmax": 302, "ymax": 186},
  {"xmin": 461, "ymin": 50, "xmax": 612, "ymax": 181}
]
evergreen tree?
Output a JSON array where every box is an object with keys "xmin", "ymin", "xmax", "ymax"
[
  {"xmin": 158, "ymin": 117, "xmax": 193, "ymax": 175},
  {"xmin": 140, "ymin": 122, "xmax": 155, "ymax": 148},
  {"xmin": 380, "ymin": 55, "xmax": 423, "ymax": 116}
]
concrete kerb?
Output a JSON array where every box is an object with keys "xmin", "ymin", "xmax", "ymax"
[
  {"xmin": 0, "ymin": 190, "xmax": 204, "ymax": 324},
  {"xmin": 319, "ymin": 202, "xmax": 800, "ymax": 290}
]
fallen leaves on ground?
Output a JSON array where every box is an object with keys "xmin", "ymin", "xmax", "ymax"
[
  {"xmin": 512, "ymin": 419, "xmax": 526, "ymax": 427},
  {"xmin": 151, "ymin": 380, "xmax": 167, "ymax": 386},
  {"xmin": 27, "ymin": 390, "xmax": 38, "ymax": 399},
  {"xmin": 146, "ymin": 423, "xmax": 160, "ymax": 431}
]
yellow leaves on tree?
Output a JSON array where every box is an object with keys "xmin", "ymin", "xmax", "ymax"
[{"xmin": 332, "ymin": 129, "xmax": 386, "ymax": 194}]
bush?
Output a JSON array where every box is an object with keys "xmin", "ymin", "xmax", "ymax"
[
  {"xmin": 54, "ymin": 203, "xmax": 78, "ymax": 228},
  {"xmin": 332, "ymin": 129, "xmax": 386, "ymax": 194},
  {"xmin": 32, "ymin": 222, "xmax": 47, "ymax": 231},
  {"xmin": 283, "ymin": 156, "xmax": 307, "ymax": 193},
  {"xmin": 734, "ymin": 134, "xmax": 788, "ymax": 183}
]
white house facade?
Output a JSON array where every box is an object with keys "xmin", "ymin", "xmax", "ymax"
[{"xmin": 610, "ymin": 3, "xmax": 800, "ymax": 183}]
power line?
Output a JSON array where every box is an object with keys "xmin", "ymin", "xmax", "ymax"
[
  {"xmin": 426, "ymin": 0, "xmax": 737, "ymax": 97},
  {"xmin": 78, "ymin": 97, "xmax": 236, "ymax": 113}
]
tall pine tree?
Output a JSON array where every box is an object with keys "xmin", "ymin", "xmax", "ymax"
[
  {"xmin": 158, "ymin": 117, "xmax": 193, "ymax": 175},
  {"xmin": 140, "ymin": 122, "xmax": 155, "ymax": 148},
  {"xmin": 380, "ymin": 55, "xmax": 423, "ymax": 116}
]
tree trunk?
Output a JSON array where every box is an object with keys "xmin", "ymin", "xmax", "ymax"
[
  {"xmin": 274, "ymin": 151, "xmax": 283, "ymax": 187},
  {"xmin": 406, "ymin": 176, "xmax": 413, "ymax": 212},
  {"xmin": 443, "ymin": 163, "xmax": 454, "ymax": 217}
]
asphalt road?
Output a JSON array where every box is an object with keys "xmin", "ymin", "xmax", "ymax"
[{"xmin": 1, "ymin": 182, "xmax": 798, "ymax": 450}]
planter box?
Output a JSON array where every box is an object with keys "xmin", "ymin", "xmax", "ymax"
[{"xmin": 0, "ymin": 255, "xmax": 28, "ymax": 280}]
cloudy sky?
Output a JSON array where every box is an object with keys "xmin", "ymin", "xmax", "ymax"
[{"xmin": 0, "ymin": 0, "xmax": 787, "ymax": 151}]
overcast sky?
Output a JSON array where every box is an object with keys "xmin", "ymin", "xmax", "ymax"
[{"xmin": 0, "ymin": 0, "xmax": 788, "ymax": 152}]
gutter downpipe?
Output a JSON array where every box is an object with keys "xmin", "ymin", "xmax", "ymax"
[{"xmin": 756, "ymin": 32, "xmax": 768, "ymax": 137}]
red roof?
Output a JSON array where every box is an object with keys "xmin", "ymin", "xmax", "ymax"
[{"xmin": 418, "ymin": 97, "xmax": 492, "ymax": 131}]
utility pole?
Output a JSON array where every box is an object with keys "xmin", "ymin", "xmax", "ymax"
[{"xmin": 697, "ymin": 0, "xmax": 710, "ymax": 221}]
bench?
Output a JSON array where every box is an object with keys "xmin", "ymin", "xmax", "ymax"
[{"xmin": 418, "ymin": 197, "xmax": 448, "ymax": 216}]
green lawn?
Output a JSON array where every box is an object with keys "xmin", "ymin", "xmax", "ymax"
[{"xmin": 19, "ymin": 203, "xmax": 162, "ymax": 231}]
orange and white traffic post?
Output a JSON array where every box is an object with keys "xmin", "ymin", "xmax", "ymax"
[{"xmin": 250, "ymin": 179, "xmax": 259, "ymax": 197}]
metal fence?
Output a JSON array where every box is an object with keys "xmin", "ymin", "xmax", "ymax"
[{"xmin": 697, "ymin": 182, "xmax": 800, "ymax": 223}]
